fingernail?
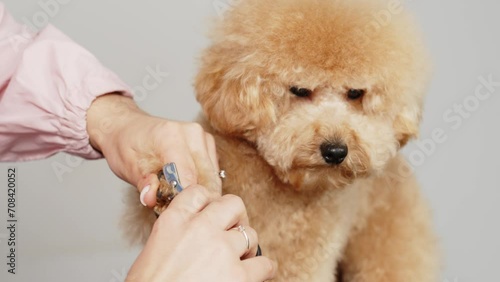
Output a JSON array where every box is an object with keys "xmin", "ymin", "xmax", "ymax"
[{"xmin": 140, "ymin": 185, "xmax": 150, "ymax": 207}]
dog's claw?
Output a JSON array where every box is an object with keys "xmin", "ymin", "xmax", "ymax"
[{"xmin": 154, "ymin": 163, "xmax": 183, "ymax": 216}]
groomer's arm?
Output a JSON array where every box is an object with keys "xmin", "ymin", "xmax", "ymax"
[
  {"xmin": 0, "ymin": 3, "xmax": 219, "ymax": 202},
  {"xmin": 0, "ymin": 2, "xmax": 130, "ymax": 162}
]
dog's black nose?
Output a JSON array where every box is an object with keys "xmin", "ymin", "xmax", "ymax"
[{"xmin": 320, "ymin": 143, "xmax": 348, "ymax": 165}]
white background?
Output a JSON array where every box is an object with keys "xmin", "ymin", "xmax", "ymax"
[{"xmin": 0, "ymin": 0, "xmax": 499, "ymax": 281}]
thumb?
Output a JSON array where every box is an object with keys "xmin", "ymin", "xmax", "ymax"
[{"xmin": 137, "ymin": 174, "xmax": 160, "ymax": 207}]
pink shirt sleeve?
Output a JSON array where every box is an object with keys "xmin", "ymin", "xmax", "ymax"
[{"xmin": 0, "ymin": 3, "xmax": 133, "ymax": 162}]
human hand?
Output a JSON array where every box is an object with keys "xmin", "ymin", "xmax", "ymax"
[
  {"xmin": 86, "ymin": 94, "xmax": 220, "ymax": 205},
  {"xmin": 126, "ymin": 185, "xmax": 277, "ymax": 282}
]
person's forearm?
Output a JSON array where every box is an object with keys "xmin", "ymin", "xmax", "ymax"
[{"xmin": 0, "ymin": 3, "xmax": 132, "ymax": 162}]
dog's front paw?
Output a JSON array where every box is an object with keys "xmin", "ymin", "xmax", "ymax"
[
  {"xmin": 153, "ymin": 163, "xmax": 184, "ymax": 216},
  {"xmin": 153, "ymin": 174, "xmax": 179, "ymax": 215}
]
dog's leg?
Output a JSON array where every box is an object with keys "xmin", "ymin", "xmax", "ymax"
[{"xmin": 339, "ymin": 158, "xmax": 439, "ymax": 282}]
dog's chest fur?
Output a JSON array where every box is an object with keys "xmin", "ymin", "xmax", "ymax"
[{"xmin": 214, "ymin": 134, "xmax": 372, "ymax": 282}]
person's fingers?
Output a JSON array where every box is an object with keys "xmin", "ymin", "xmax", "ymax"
[
  {"xmin": 204, "ymin": 132, "xmax": 219, "ymax": 172},
  {"xmin": 183, "ymin": 123, "xmax": 220, "ymax": 189},
  {"xmin": 199, "ymin": 194, "xmax": 249, "ymax": 229},
  {"xmin": 158, "ymin": 122, "xmax": 200, "ymax": 187},
  {"xmin": 137, "ymin": 174, "xmax": 160, "ymax": 207},
  {"xmin": 242, "ymin": 257, "xmax": 278, "ymax": 282},
  {"xmin": 201, "ymin": 132, "xmax": 223, "ymax": 194},
  {"xmin": 167, "ymin": 184, "xmax": 212, "ymax": 216},
  {"xmin": 192, "ymin": 153, "xmax": 222, "ymax": 196},
  {"xmin": 226, "ymin": 226, "xmax": 259, "ymax": 259},
  {"xmin": 159, "ymin": 146, "xmax": 198, "ymax": 188}
]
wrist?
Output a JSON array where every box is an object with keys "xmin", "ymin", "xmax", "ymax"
[{"xmin": 86, "ymin": 93, "xmax": 144, "ymax": 154}]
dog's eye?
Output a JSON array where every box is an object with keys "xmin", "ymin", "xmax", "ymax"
[
  {"xmin": 347, "ymin": 89, "xmax": 365, "ymax": 100},
  {"xmin": 290, "ymin": 87, "xmax": 312, "ymax": 98}
]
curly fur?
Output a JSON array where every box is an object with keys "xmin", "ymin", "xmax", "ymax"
[{"xmin": 126, "ymin": 0, "xmax": 439, "ymax": 281}]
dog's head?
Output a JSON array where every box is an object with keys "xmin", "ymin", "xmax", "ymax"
[{"xmin": 196, "ymin": 0, "xmax": 429, "ymax": 191}]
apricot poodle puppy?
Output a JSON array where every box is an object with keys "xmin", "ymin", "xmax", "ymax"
[{"xmin": 130, "ymin": 0, "xmax": 440, "ymax": 281}]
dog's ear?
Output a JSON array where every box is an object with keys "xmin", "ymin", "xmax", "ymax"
[
  {"xmin": 393, "ymin": 108, "xmax": 421, "ymax": 148},
  {"xmin": 195, "ymin": 50, "xmax": 276, "ymax": 140},
  {"xmin": 392, "ymin": 62, "xmax": 430, "ymax": 148}
]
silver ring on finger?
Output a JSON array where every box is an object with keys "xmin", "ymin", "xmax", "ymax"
[{"xmin": 234, "ymin": 225, "xmax": 250, "ymax": 250}]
